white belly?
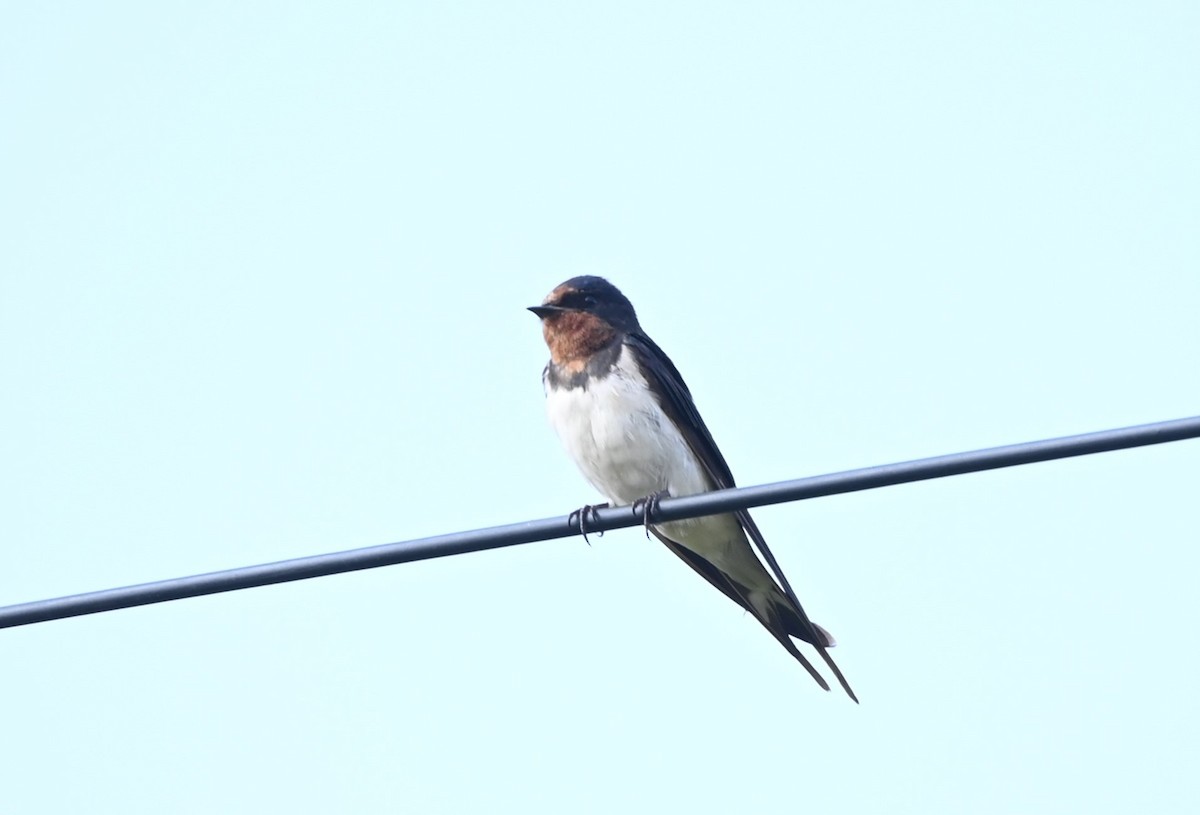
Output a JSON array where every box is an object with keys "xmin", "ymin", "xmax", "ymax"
[
  {"xmin": 544, "ymin": 344, "xmax": 768, "ymax": 586},
  {"xmin": 544, "ymin": 345, "xmax": 711, "ymax": 506}
]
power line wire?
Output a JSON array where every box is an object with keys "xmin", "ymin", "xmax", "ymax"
[{"xmin": 2, "ymin": 415, "xmax": 1197, "ymax": 631}]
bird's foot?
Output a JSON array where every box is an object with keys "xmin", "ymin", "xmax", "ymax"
[
  {"xmin": 567, "ymin": 503, "xmax": 609, "ymax": 545},
  {"xmin": 630, "ymin": 490, "xmax": 669, "ymax": 539}
]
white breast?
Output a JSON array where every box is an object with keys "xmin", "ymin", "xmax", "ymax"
[{"xmin": 544, "ymin": 345, "xmax": 711, "ymax": 506}]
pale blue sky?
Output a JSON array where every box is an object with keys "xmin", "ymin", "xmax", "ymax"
[{"xmin": 2, "ymin": 3, "xmax": 1198, "ymax": 813}]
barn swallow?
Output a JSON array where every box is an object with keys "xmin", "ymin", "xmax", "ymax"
[{"xmin": 530, "ymin": 276, "xmax": 856, "ymax": 701}]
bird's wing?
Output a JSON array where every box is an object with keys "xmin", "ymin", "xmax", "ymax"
[
  {"xmin": 624, "ymin": 332, "xmax": 857, "ymax": 701},
  {"xmin": 623, "ymin": 332, "xmax": 737, "ymax": 488}
]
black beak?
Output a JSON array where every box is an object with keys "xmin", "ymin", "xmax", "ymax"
[{"xmin": 528, "ymin": 305, "xmax": 568, "ymax": 318}]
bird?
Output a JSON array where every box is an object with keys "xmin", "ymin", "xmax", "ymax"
[{"xmin": 529, "ymin": 275, "xmax": 856, "ymax": 701}]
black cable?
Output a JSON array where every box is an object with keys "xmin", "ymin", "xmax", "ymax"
[{"xmin": 2, "ymin": 415, "xmax": 1197, "ymax": 630}]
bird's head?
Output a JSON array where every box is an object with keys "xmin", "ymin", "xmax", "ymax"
[
  {"xmin": 529, "ymin": 276, "xmax": 640, "ymax": 365},
  {"xmin": 529, "ymin": 276, "xmax": 640, "ymax": 331}
]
